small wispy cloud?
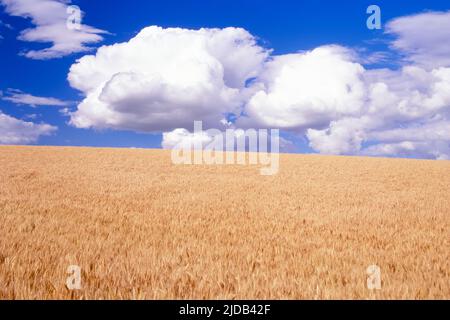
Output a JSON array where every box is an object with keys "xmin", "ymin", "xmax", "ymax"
[
  {"xmin": 59, "ymin": 107, "xmax": 72, "ymax": 116},
  {"xmin": 0, "ymin": 111, "xmax": 56, "ymax": 144},
  {"xmin": 0, "ymin": 19, "xmax": 13, "ymax": 29},
  {"xmin": 354, "ymin": 48, "xmax": 393, "ymax": 65},
  {"xmin": 2, "ymin": 89, "xmax": 70, "ymax": 107},
  {"xmin": 386, "ymin": 10, "xmax": 450, "ymax": 68},
  {"xmin": 0, "ymin": 0, "xmax": 108, "ymax": 59}
]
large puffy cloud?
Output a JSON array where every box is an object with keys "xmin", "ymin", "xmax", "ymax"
[
  {"xmin": 240, "ymin": 11, "xmax": 450, "ymax": 159},
  {"xmin": 161, "ymin": 126, "xmax": 294, "ymax": 153},
  {"xmin": 238, "ymin": 46, "xmax": 366, "ymax": 130},
  {"xmin": 305, "ymin": 65, "xmax": 450, "ymax": 158},
  {"xmin": 0, "ymin": 111, "xmax": 56, "ymax": 144},
  {"xmin": 162, "ymin": 128, "xmax": 215, "ymax": 150},
  {"xmin": 158, "ymin": 37, "xmax": 450, "ymax": 160},
  {"xmin": 0, "ymin": 0, "xmax": 107, "ymax": 59},
  {"xmin": 386, "ymin": 11, "xmax": 450, "ymax": 68},
  {"xmin": 68, "ymin": 11, "xmax": 450, "ymax": 160},
  {"xmin": 306, "ymin": 117, "xmax": 368, "ymax": 155},
  {"xmin": 68, "ymin": 26, "xmax": 269, "ymax": 132}
]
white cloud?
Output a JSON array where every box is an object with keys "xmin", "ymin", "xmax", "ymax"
[
  {"xmin": 68, "ymin": 10, "xmax": 450, "ymax": 160},
  {"xmin": 238, "ymin": 46, "xmax": 366, "ymax": 130},
  {"xmin": 237, "ymin": 11, "xmax": 450, "ymax": 160},
  {"xmin": 369, "ymin": 119, "xmax": 450, "ymax": 144},
  {"xmin": 162, "ymin": 126, "xmax": 294, "ymax": 153},
  {"xmin": 162, "ymin": 128, "xmax": 215, "ymax": 150},
  {"xmin": 304, "ymin": 65, "xmax": 450, "ymax": 158},
  {"xmin": 2, "ymin": 89, "xmax": 70, "ymax": 107},
  {"xmin": 0, "ymin": 111, "xmax": 56, "ymax": 144},
  {"xmin": 68, "ymin": 26, "xmax": 269, "ymax": 132},
  {"xmin": 386, "ymin": 11, "xmax": 450, "ymax": 68},
  {"xmin": 58, "ymin": 107, "xmax": 71, "ymax": 116},
  {"xmin": 362, "ymin": 119, "xmax": 450, "ymax": 160},
  {"xmin": 307, "ymin": 117, "xmax": 368, "ymax": 155},
  {"xmin": 363, "ymin": 141, "xmax": 450, "ymax": 160},
  {"xmin": 0, "ymin": 0, "xmax": 107, "ymax": 59}
]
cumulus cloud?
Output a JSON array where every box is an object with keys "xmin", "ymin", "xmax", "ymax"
[
  {"xmin": 2, "ymin": 89, "xmax": 70, "ymax": 107},
  {"xmin": 239, "ymin": 11, "xmax": 450, "ymax": 159},
  {"xmin": 162, "ymin": 128, "xmax": 215, "ymax": 150},
  {"xmin": 162, "ymin": 126, "xmax": 293, "ymax": 153},
  {"xmin": 238, "ymin": 46, "xmax": 366, "ymax": 130},
  {"xmin": 363, "ymin": 141, "xmax": 450, "ymax": 160},
  {"xmin": 386, "ymin": 11, "xmax": 450, "ymax": 68},
  {"xmin": 68, "ymin": 26, "xmax": 269, "ymax": 132},
  {"xmin": 307, "ymin": 117, "xmax": 368, "ymax": 155},
  {"xmin": 68, "ymin": 10, "xmax": 450, "ymax": 160},
  {"xmin": 362, "ymin": 120, "xmax": 450, "ymax": 160},
  {"xmin": 0, "ymin": 0, "xmax": 107, "ymax": 59},
  {"xmin": 0, "ymin": 111, "xmax": 56, "ymax": 144},
  {"xmin": 304, "ymin": 65, "xmax": 450, "ymax": 158}
]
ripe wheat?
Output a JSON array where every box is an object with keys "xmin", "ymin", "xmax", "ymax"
[{"xmin": 0, "ymin": 146, "xmax": 448, "ymax": 299}]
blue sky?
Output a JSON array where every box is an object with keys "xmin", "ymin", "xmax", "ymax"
[{"xmin": 1, "ymin": 0, "xmax": 450, "ymax": 158}]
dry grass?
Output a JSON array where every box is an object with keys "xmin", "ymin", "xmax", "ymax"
[{"xmin": 0, "ymin": 145, "xmax": 449, "ymax": 300}]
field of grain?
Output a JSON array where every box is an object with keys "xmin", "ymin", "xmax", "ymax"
[{"xmin": 0, "ymin": 146, "xmax": 448, "ymax": 299}]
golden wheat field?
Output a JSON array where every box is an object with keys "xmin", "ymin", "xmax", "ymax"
[{"xmin": 0, "ymin": 145, "xmax": 449, "ymax": 300}]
